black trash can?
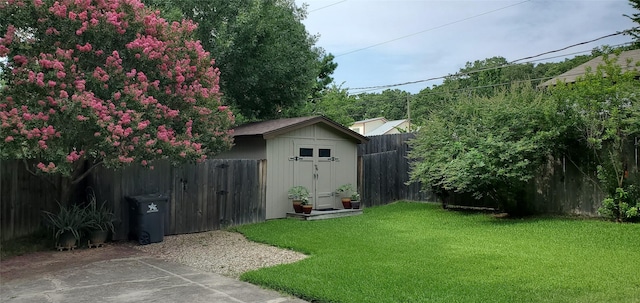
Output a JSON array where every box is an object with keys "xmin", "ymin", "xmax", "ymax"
[{"xmin": 126, "ymin": 193, "xmax": 168, "ymax": 245}]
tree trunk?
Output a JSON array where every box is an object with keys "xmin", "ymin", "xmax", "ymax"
[
  {"xmin": 58, "ymin": 160, "xmax": 90, "ymax": 206},
  {"xmin": 58, "ymin": 176, "xmax": 74, "ymax": 206}
]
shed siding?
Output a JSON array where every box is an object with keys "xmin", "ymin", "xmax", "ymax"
[
  {"xmin": 265, "ymin": 134, "xmax": 295, "ymax": 219},
  {"xmin": 216, "ymin": 137, "xmax": 266, "ymax": 159}
]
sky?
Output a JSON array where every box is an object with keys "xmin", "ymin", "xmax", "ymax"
[{"xmin": 294, "ymin": 0, "xmax": 637, "ymax": 94}]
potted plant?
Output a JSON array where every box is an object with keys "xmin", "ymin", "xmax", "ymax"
[
  {"xmin": 336, "ymin": 183, "xmax": 354, "ymax": 209},
  {"xmin": 350, "ymin": 192, "xmax": 361, "ymax": 209},
  {"xmin": 301, "ymin": 197, "xmax": 313, "ymax": 214},
  {"xmin": 42, "ymin": 202, "xmax": 89, "ymax": 251},
  {"xmin": 84, "ymin": 192, "xmax": 116, "ymax": 247},
  {"xmin": 288, "ymin": 185, "xmax": 310, "ymax": 213}
]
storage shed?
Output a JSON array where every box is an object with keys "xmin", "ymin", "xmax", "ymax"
[{"xmin": 216, "ymin": 116, "xmax": 369, "ymax": 219}]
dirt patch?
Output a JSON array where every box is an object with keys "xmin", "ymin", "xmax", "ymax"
[{"xmin": 0, "ymin": 241, "xmax": 143, "ymax": 282}]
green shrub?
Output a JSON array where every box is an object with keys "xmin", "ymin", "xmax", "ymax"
[
  {"xmin": 42, "ymin": 202, "xmax": 90, "ymax": 241},
  {"xmin": 598, "ymin": 186, "xmax": 640, "ymax": 222}
]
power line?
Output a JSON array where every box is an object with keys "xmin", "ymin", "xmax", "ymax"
[
  {"xmin": 345, "ymin": 32, "xmax": 633, "ymax": 93},
  {"xmin": 336, "ymin": 0, "xmax": 532, "ymax": 57},
  {"xmin": 349, "ymin": 67, "xmax": 605, "ymax": 96},
  {"xmin": 510, "ymin": 29, "xmax": 636, "ymax": 63},
  {"xmin": 308, "ymin": 0, "xmax": 347, "ymax": 13}
]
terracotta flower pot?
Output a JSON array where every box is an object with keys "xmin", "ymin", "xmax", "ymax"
[
  {"xmin": 89, "ymin": 230, "xmax": 109, "ymax": 247},
  {"xmin": 302, "ymin": 204, "xmax": 313, "ymax": 214},
  {"xmin": 292, "ymin": 200, "xmax": 303, "ymax": 213},
  {"xmin": 341, "ymin": 198, "xmax": 352, "ymax": 209},
  {"xmin": 57, "ymin": 231, "xmax": 77, "ymax": 251}
]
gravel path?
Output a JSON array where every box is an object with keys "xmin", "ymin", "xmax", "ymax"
[{"xmin": 132, "ymin": 230, "xmax": 307, "ymax": 278}]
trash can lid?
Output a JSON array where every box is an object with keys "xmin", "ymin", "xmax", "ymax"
[{"xmin": 126, "ymin": 193, "xmax": 169, "ymax": 203}]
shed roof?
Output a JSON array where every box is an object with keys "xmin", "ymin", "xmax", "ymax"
[
  {"xmin": 365, "ymin": 119, "xmax": 408, "ymax": 136},
  {"xmin": 232, "ymin": 116, "xmax": 369, "ymax": 144},
  {"xmin": 540, "ymin": 49, "xmax": 640, "ymax": 87}
]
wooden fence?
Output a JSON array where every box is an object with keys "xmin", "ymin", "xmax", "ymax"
[
  {"xmin": 0, "ymin": 159, "xmax": 266, "ymax": 241},
  {"xmin": 359, "ymin": 133, "xmax": 639, "ymax": 215},
  {"xmin": 1, "ymin": 161, "xmax": 63, "ymax": 241},
  {"xmin": 359, "ymin": 133, "xmax": 434, "ymax": 206},
  {"xmin": 3, "ymin": 133, "xmax": 636, "ymax": 241}
]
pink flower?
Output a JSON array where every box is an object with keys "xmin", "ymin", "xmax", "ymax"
[
  {"xmin": 52, "ymin": 61, "xmax": 64, "ymax": 70},
  {"xmin": 4, "ymin": 136, "xmax": 14, "ymax": 142},
  {"xmin": 45, "ymin": 27, "xmax": 60, "ymax": 35},
  {"xmin": 76, "ymin": 42, "xmax": 92, "ymax": 52},
  {"xmin": 137, "ymin": 120, "xmax": 150, "ymax": 130},
  {"xmin": 56, "ymin": 70, "xmax": 66, "ymax": 79},
  {"xmin": 74, "ymin": 80, "xmax": 86, "ymax": 91},
  {"xmin": 49, "ymin": 2, "xmax": 67, "ymax": 18},
  {"xmin": 13, "ymin": 55, "xmax": 27, "ymax": 65},
  {"xmin": 118, "ymin": 155, "xmax": 134, "ymax": 163},
  {"xmin": 66, "ymin": 150, "xmax": 83, "ymax": 163},
  {"xmin": 0, "ymin": 45, "xmax": 9, "ymax": 57}
]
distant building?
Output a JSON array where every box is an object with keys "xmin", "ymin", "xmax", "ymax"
[
  {"xmin": 349, "ymin": 117, "xmax": 411, "ymax": 136},
  {"xmin": 539, "ymin": 49, "xmax": 640, "ymax": 87}
]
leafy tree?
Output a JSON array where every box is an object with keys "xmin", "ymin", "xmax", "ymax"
[
  {"xmin": 300, "ymin": 85, "xmax": 356, "ymax": 126},
  {"xmin": 443, "ymin": 57, "xmax": 511, "ymax": 97},
  {"xmin": 408, "ymin": 83, "xmax": 565, "ymax": 214},
  {"xmin": 355, "ymin": 89, "xmax": 411, "ymax": 121},
  {"xmin": 550, "ymin": 53, "xmax": 640, "ymax": 221},
  {"xmin": 311, "ymin": 52, "xmax": 338, "ymax": 99},
  {"xmin": 625, "ymin": 0, "xmax": 640, "ymax": 44},
  {"xmin": 412, "ymin": 85, "xmax": 458, "ymax": 125},
  {"xmin": 143, "ymin": 0, "xmax": 325, "ymax": 122},
  {"xmin": 0, "ymin": 0, "xmax": 234, "ymax": 204}
]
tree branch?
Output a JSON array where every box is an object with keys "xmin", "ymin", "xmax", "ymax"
[
  {"xmin": 71, "ymin": 160, "xmax": 104, "ymax": 185},
  {"xmin": 22, "ymin": 159, "xmax": 58, "ymax": 188},
  {"xmin": 565, "ymin": 155, "xmax": 601, "ymax": 192}
]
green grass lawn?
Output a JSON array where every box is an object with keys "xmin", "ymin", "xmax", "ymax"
[{"xmin": 234, "ymin": 202, "xmax": 640, "ymax": 303}]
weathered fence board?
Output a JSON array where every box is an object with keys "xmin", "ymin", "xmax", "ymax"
[
  {"xmin": 89, "ymin": 159, "xmax": 266, "ymax": 240},
  {"xmin": 0, "ymin": 161, "xmax": 65, "ymax": 241}
]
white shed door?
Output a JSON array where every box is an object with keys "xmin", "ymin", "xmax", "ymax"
[
  {"xmin": 293, "ymin": 143, "xmax": 335, "ymax": 210},
  {"xmin": 315, "ymin": 146, "xmax": 335, "ymax": 210}
]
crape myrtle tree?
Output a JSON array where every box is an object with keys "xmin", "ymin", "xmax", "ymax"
[{"xmin": 0, "ymin": 0, "xmax": 234, "ymax": 204}]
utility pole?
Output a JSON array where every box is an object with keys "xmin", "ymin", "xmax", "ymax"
[{"xmin": 406, "ymin": 95, "xmax": 411, "ymax": 132}]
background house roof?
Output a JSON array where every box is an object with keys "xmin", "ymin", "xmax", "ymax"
[
  {"xmin": 352, "ymin": 117, "xmax": 388, "ymax": 124},
  {"xmin": 365, "ymin": 119, "xmax": 408, "ymax": 136},
  {"xmin": 232, "ymin": 116, "xmax": 369, "ymax": 144},
  {"xmin": 540, "ymin": 49, "xmax": 640, "ymax": 87}
]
